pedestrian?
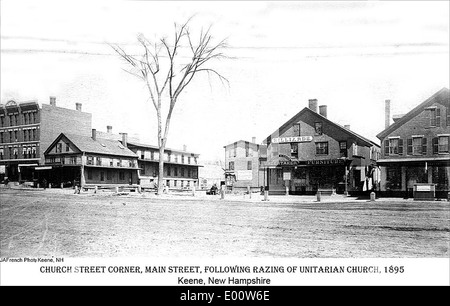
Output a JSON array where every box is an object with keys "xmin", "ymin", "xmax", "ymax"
[{"xmin": 42, "ymin": 178, "xmax": 47, "ymax": 190}]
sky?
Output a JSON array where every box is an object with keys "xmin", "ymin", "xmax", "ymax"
[{"xmin": 1, "ymin": 0, "xmax": 449, "ymax": 161}]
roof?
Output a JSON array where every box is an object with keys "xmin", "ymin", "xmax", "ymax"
[
  {"xmin": 377, "ymin": 87, "xmax": 450, "ymax": 140},
  {"xmin": 223, "ymin": 140, "xmax": 266, "ymax": 148},
  {"xmin": 126, "ymin": 141, "xmax": 200, "ymax": 156},
  {"xmin": 262, "ymin": 107, "xmax": 379, "ymax": 147},
  {"xmin": 45, "ymin": 133, "xmax": 138, "ymax": 158}
]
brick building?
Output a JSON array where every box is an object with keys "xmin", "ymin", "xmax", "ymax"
[
  {"xmin": 223, "ymin": 138, "xmax": 266, "ymax": 192},
  {"xmin": 376, "ymin": 88, "xmax": 450, "ymax": 198},
  {"xmin": 43, "ymin": 129, "xmax": 139, "ymax": 187},
  {"xmin": 261, "ymin": 99, "xmax": 381, "ymax": 195},
  {"xmin": 0, "ymin": 97, "xmax": 91, "ymax": 182},
  {"xmin": 126, "ymin": 142, "xmax": 201, "ymax": 189}
]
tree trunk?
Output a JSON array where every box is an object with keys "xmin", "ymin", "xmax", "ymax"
[{"xmin": 158, "ymin": 143, "xmax": 165, "ymax": 195}]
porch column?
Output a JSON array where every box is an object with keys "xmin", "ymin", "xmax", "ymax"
[
  {"xmin": 80, "ymin": 165, "xmax": 86, "ymax": 187},
  {"xmin": 401, "ymin": 166, "xmax": 407, "ymax": 191}
]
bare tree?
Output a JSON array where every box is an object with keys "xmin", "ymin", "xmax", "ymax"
[{"xmin": 111, "ymin": 19, "xmax": 228, "ymax": 195}]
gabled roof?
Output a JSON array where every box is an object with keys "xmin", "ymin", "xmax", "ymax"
[
  {"xmin": 377, "ymin": 87, "xmax": 449, "ymax": 140},
  {"xmin": 262, "ymin": 107, "xmax": 378, "ymax": 147},
  {"xmin": 44, "ymin": 133, "xmax": 137, "ymax": 158}
]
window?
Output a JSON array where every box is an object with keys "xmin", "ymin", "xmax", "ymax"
[
  {"xmin": 434, "ymin": 136, "xmax": 449, "ymax": 154},
  {"xmin": 0, "ymin": 132, "xmax": 3, "ymax": 143},
  {"xmin": 314, "ymin": 122, "xmax": 323, "ymax": 135},
  {"xmin": 290, "ymin": 142, "xmax": 298, "ymax": 157},
  {"xmin": 56, "ymin": 143, "xmax": 62, "ymax": 153},
  {"xmin": 174, "ymin": 155, "xmax": 178, "ymax": 163},
  {"xmin": 22, "ymin": 147, "xmax": 27, "ymax": 158},
  {"xmin": 229, "ymin": 161, "xmax": 235, "ymax": 170},
  {"xmin": 174, "ymin": 180, "xmax": 177, "ymax": 187},
  {"xmin": 181, "ymin": 155, "xmax": 185, "ymax": 164},
  {"xmin": 247, "ymin": 161, "xmax": 252, "ymax": 170},
  {"xmin": 430, "ymin": 108, "xmax": 441, "ymax": 127},
  {"xmin": 174, "ymin": 167, "xmax": 178, "ymax": 176},
  {"xmin": 0, "ymin": 148, "xmax": 3, "ymax": 159},
  {"xmin": 100, "ymin": 172, "xmax": 105, "ymax": 181},
  {"xmin": 411, "ymin": 137, "xmax": 422, "ymax": 155},
  {"xmin": 0, "ymin": 116, "xmax": 4, "ymax": 127},
  {"xmin": 87, "ymin": 169, "xmax": 93, "ymax": 180},
  {"xmin": 315, "ymin": 142, "xmax": 328, "ymax": 155},
  {"xmin": 150, "ymin": 151, "xmax": 154, "ymax": 160},
  {"xmin": 447, "ymin": 104, "xmax": 450, "ymax": 126},
  {"xmin": 31, "ymin": 146, "xmax": 36, "ymax": 157},
  {"xmin": 87, "ymin": 156, "xmax": 93, "ymax": 165},
  {"xmin": 167, "ymin": 153, "xmax": 171, "ymax": 162},
  {"xmin": 387, "ymin": 138, "xmax": 399, "ymax": 155},
  {"xmin": 107, "ymin": 171, "xmax": 112, "ymax": 180},
  {"xmin": 70, "ymin": 157, "xmax": 77, "ymax": 164},
  {"xmin": 339, "ymin": 141, "xmax": 347, "ymax": 157},
  {"xmin": 96, "ymin": 157, "xmax": 101, "ymax": 166},
  {"xmin": 245, "ymin": 142, "xmax": 250, "ymax": 157},
  {"xmin": 386, "ymin": 166, "xmax": 402, "ymax": 190},
  {"xmin": 233, "ymin": 148, "xmax": 237, "ymax": 157},
  {"xmin": 66, "ymin": 143, "xmax": 70, "ymax": 152},
  {"xmin": 14, "ymin": 131, "xmax": 18, "ymax": 142},
  {"xmin": 119, "ymin": 171, "xmax": 125, "ymax": 180},
  {"xmin": 188, "ymin": 168, "xmax": 191, "ymax": 178},
  {"xmin": 166, "ymin": 165, "xmax": 171, "ymax": 176},
  {"xmin": 188, "ymin": 156, "xmax": 191, "ymax": 164},
  {"xmin": 293, "ymin": 123, "xmax": 300, "ymax": 136}
]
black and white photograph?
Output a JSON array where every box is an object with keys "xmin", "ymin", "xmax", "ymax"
[{"xmin": 1, "ymin": 0, "xmax": 449, "ymax": 291}]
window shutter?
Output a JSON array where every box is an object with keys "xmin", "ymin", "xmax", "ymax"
[
  {"xmin": 436, "ymin": 108, "xmax": 441, "ymax": 127},
  {"xmin": 384, "ymin": 140, "xmax": 389, "ymax": 155},
  {"xmin": 406, "ymin": 138, "xmax": 412, "ymax": 155},
  {"xmin": 398, "ymin": 139, "xmax": 403, "ymax": 155},
  {"xmin": 422, "ymin": 137, "xmax": 427, "ymax": 155},
  {"xmin": 432, "ymin": 137, "xmax": 439, "ymax": 154}
]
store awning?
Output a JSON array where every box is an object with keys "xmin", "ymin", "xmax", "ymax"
[{"xmin": 377, "ymin": 157, "xmax": 450, "ymax": 164}]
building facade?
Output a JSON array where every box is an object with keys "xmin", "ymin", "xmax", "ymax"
[
  {"xmin": 43, "ymin": 130, "xmax": 139, "ymax": 187},
  {"xmin": 223, "ymin": 139, "xmax": 266, "ymax": 192},
  {"xmin": 262, "ymin": 99, "xmax": 381, "ymax": 195},
  {"xmin": 126, "ymin": 142, "xmax": 201, "ymax": 189},
  {"xmin": 376, "ymin": 88, "xmax": 450, "ymax": 198},
  {"xmin": 0, "ymin": 97, "xmax": 91, "ymax": 182}
]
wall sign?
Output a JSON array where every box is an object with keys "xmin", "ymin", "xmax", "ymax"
[{"xmin": 272, "ymin": 136, "xmax": 313, "ymax": 143}]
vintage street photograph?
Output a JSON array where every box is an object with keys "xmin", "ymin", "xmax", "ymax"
[{"xmin": 1, "ymin": 0, "xmax": 449, "ymax": 287}]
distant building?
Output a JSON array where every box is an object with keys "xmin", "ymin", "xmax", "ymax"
[
  {"xmin": 0, "ymin": 97, "xmax": 91, "ymax": 182},
  {"xmin": 261, "ymin": 99, "xmax": 381, "ymax": 195},
  {"xmin": 43, "ymin": 129, "xmax": 139, "ymax": 187},
  {"xmin": 126, "ymin": 142, "xmax": 201, "ymax": 189},
  {"xmin": 223, "ymin": 138, "xmax": 266, "ymax": 192},
  {"xmin": 376, "ymin": 88, "xmax": 450, "ymax": 198},
  {"xmin": 198, "ymin": 160, "xmax": 225, "ymax": 190}
]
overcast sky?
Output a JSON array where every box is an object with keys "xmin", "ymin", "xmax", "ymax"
[{"xmin": 1, "ymin": 0, "xmax": 449, "ymax": 161}]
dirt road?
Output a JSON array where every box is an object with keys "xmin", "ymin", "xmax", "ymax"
[{"xmin": 1, "ymin": 189, "xmax": 449, "ymax": 258}]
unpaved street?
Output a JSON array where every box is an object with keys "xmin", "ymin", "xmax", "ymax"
[{"xmin": 1, "ymin": 189, "xmax": 449, "ymax": 258}]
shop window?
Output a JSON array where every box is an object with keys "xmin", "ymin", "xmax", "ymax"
[
  {"xmin": 107, "ymin": 171, "xmax": 112, "ymax": 180},
  {"xmin": 386, "ymin": 167, "xmax": 402, "ymax": 190},
  {"xmin": 229, "ymin": 161, "xmax": 234, "ymax": 170},
  {"xmin": 180, "ymin": 167, "xmax": 185, "ymax": 176},
  {"xmin": 100, "ymin": 172, "xmax": 105, "ymax": 181},
  {"xmin": 174, "ymin": 167, "xmax": 178, "ymax": 176},
  {"xmin": 314, "ymin": 122, "xmax": 323, "ymax": 135},
  {"xmin": 315, "ymin": 142, "xmax": 328, "ymax": 155},
  {"xmin": 119, "ymin": 171, "xmax": 125, "ymax": 180},
  {"xmin": 432, "ymin": 166, "xmax": 449, "ymax": 190},
  {"xmin": 247, "ymin": 161, "xmax": 252, "ymax": 170},
  {"xmin": 87, "ymin": 169, "xmax": 93, "ymax": 180}
]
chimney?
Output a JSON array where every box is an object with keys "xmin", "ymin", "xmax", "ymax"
[
  {"xmin": 183, "ymin": 144, "xmax": 187, "ymax": 152},
  {"xmin": 252, "ymin": 137, "xmax": 256, "ymax": 143},
  {"xmin": 319, "ymin": 105, "xmax": 327, "ymax": 118},
  {"xmin": 385, "ymin": 99, "xmax": 391, "ymax": 129},
  {"xmin": 107, "ymin": 125, "xmax": 112, "ymax": 134},
  {"xmin": 121, "ymin": 132, "xmax": 128, "ymax": 147},
  {"xmin": 91, "ymin": 128, "xmax": 97, "ymax": 141},
  {"xmin": 76, "ymin": 103, "xmax": 82, "ymax": 111},
  {"xmin": 49, "ymin": 96, "xmax": 56, "ymax": 107},
  {"xmin": 344, "ymin": 124, "xmax": 351, "ymax": 130},
  {"xmin": 308, "ymin": 99, "xmax": 318, "ymax": 112}
]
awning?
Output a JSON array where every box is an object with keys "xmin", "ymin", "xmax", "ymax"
[
  {"xmin": 18, "ymin": 164, "xmax": 39, "ymax": 167},
  {"xmin": 35, "ymin": 166, "xmax": 52, "ymax": 170}
]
